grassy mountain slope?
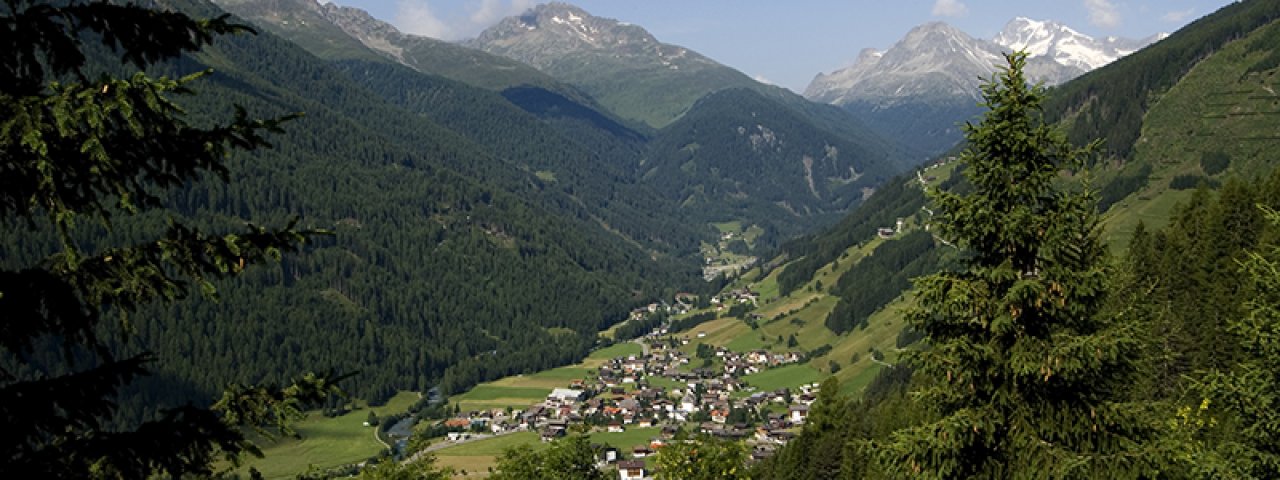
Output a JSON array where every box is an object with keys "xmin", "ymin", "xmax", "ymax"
[
  {"xmin": 1101, "ymin": 18, "xmax": 1280, "ymax": 246},
  {"xmin": 1045, "ymin": 0, "xmax": 1280, "ymax": 161},
  {"xmin": 464, "ymin": 2, "xmax": 763, "ymax": 129}
]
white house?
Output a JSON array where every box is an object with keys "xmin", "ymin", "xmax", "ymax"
[
  {"xmin": 789, "ymin": 405, "xmax": 809, "ymax": 424},
  {"xmin": 617, "ymin": 460, "xmax": 648, "ymax": 480},
  {"xmin": 547, "ymin": 388, "xmax": 586, "ymax": 404}
]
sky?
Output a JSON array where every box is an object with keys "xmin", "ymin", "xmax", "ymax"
[{"xmin": 328, "ymin": 0, "xmax": 1236, "ymax": 93}]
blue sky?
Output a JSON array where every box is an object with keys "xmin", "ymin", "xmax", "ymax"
[{"xmin": 329, "ymin": 0, "xmax": 1235, "ymax": 92}]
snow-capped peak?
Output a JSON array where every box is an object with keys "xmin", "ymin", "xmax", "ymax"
[
  {"xmin": 992, "ymin": 17, "xmax": 1154, "ymax": 71},
  {"xmin": 804, "ymin": 16, "xmax": 1163, "ymax": 107}
]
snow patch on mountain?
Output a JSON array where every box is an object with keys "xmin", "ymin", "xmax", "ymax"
[
  {"xmin": 992, "ymin": 16, "xmax": 1160, "ymax": 71},
  {"xmin": 805, "ymin": 17, "xmax": 1164, "ymax": 107}
]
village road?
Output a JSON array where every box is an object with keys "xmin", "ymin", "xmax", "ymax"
[{"xmin": 632, "ymin": 338, "xmax": 650, "ymax": 356}]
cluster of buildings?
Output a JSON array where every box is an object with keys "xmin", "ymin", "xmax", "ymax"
[{"xmin": 438, "ymin": 328, "xmax": 825, "ymax": 478}]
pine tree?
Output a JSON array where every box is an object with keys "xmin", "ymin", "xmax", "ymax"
[
  {"xmin": 0, "ymin": 1, "xmax": 338, "ymax": 477},
  {"xmin": 872, "ymin": 53, "xmax": 1155, "ymax": 478},
  {"xmin": 654, "ymin": 434, "xmax": 752, "ymax": 480},
  {"xmin": 1181, "ymin": 207, "xmax": 1280, "ymax": 478}
]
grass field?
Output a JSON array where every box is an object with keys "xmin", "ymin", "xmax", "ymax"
[
  {"xmin": 449, "ymin": 342, "xmax": 642, "ymax": 411},
  {"xmin": 590, "ymin": 342, "xmax": 642, "ymax": 361},
  {"xmin": 839, "ymin": 362, "xmax": 888, "ymax": 396},
  {"xmin": 433, "ymin": 431, "xmax": 545, "ymax": 478},
  {"xmin": 485, "ymin": 367, "xmax": 592, "ymax": 390},
  {"xmin": 435, "ymin": 431, "xmax": 546, "ymax": 456},
  {"xmin": 742, "ymin": 363, "xmax": 827, "ymax": 391},
  {"xmin": 680, "ymin": 316, "xmax": 753, "ymax": 351},
  {"xmin": 725, "ymin": 330, "xmax": 767, "ymax": 352},
  {"xmin": 433, "ymin": 427, "xmax": 663, "ymax": 477},
  {"xmin": 240, "ymin": 391, "xmax": 420, "ymax": 479},
  {"xmin": 451, "ymin": 385, "xmax": 552, "ymax": 411},
  {"xmin": 1101, "ymin": 187, "xmax": 1192, "ymax": 252},
  {"xmin": 374, "ymin": 390, "xmax": 422, "ymax": 413},
  {"xmin": 588, "ymin": 427, "xmax": 663, "ymax": 452},
  {"xmin": 646, "ymin": 375, "xmax": 686, "ymax": 391}
]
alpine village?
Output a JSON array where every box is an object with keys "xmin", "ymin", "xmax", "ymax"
[{"xmin": 7, "ymin": 0, "xmax": 1280, "ymax": 479}]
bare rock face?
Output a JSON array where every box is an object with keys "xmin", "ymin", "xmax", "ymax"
[
  {"xmin": 210, "ymin": 0, "xmax": 563, "ymax": 92},
  {"xmin": 805, "ymin": 18, "xmax": 1162, "ymax": 107},
  {"xmin": 465, "ymin": 2, "xmax": 718, "ymax": 74},
  {"xmin": 803, "ymin": 18, "xmax": 1162, "ymax": 155}
]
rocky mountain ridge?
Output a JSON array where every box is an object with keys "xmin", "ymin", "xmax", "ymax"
[
  {"xmin": 805, "ymin": 18, "xmax": 1161, "ymax": 106},
  {"xmin": 210, "ymin": 0, "xmax": 574, "ymax": 93},
  {"xmin": 463, "ymin": 2, "xmax": 763, "ymax": 128},
  {"xmin": 803, "ymin": 17, "xmax": 1163, "ymax": 156}
]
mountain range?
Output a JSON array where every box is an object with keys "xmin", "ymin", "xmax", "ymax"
[
  {"xmin": 217, "ymin": 0, "xmax": 914, "ymax": 239},
  {"xmin": 20, "ymin": 0, "xmax": 1280, "ymax": 475},
  {"xmin": 16, "ymin": 0, "xmax": 928, "ymax": 420},
  {"xmin": 463, "ymin": 2, "xmax": 773, "ymax": 129},
  {"xmin": 805, "ymin": 17, "xmax": 1164, "ymax": 155}
]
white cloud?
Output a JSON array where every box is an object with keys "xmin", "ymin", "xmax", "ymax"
[
  {"xmin": 931, "ymin": 0, "xmax": 968, "ymax": 17},
  {"xmin": 394, "ymin": 0, "xmax": 533, "ymax": 40},
  {"xmin": 470, "ymin": 0, "xmax": 535, "ymax": 26},
  {"xmin": 396, "ymin": 0, "xmax": 454, "ymax": 38},
  {"xmin": 1084, "ymin": 0, "xmax": 1121, "ymax": 28},
  {"xmin": 753, "ymin": 74, "xmax": 775, "ymax": 86},
  {"xmin": 1161, "ymin": 8, "xmax": 1195, "ymax": 23}
]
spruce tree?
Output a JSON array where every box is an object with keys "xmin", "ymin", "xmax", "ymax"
[
  {"xmin": 0, "ymin": 1, "xmax": 338, "ymax": 477},
  {"xmin": 873, "ymin": 53, "xmax": 1154, "ymax": 478},
  {"xmin": 1181, "ymin": 207, "xmax": 1280, "ymax": 478}
]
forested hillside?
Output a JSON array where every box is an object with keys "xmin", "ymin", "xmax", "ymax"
[
  {"xmin": 1, "ymin": 0, "xmax": 698, "ymax": 425},
  {"xmin": 326, "ymin": 59, "xmax": 705, "ymax": 256},
  {"xmin": 643, "ymin": 88, "xmax": 901, "ymax": 240}
]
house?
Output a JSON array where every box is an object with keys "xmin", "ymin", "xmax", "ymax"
[
  {"xmin": 601, "ymin": 446, "xmax": 619, "ymax": 463},
  {"xmin": 608, "ymin": 422, "xmax": 625, "ymax": 433},
  {"xmin": 751, "ymin": 445, "xmax": 777, "ymax": 462},
  {"xmin": 680, "ymin": 396, "xmax": 697, "ymax": 413},
  {"xmin": 617, "ymin": 460, "xmax": 647, "ymax": 480},
  {"xmin": 769, "ymin": 431, "xmax": 796, "ymax": 445},
  {"xmin": 710, "ymin": 409, "xmax": 728, "ymax": 424},
  {"xmin": 632, "ymin": 445, "xmax": 654, "ymax": 458},
  {"xmin": 541, "ymin": 427, "xmax": 566, "ymax": 442},
  {"xmin": 548, "ymin": 388, "xmax": 586, "ymax": 404},
  {"xmin": 789, "ymin": 405, "xmax": 809, "ymax": 424}
]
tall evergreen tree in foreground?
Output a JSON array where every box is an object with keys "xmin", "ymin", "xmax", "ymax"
[
  {"xmin": 872, "ymin": 53, "xmax": 1154, "ymax": 478},
  {"xmin": 0, "ymin": 1, "xmax": 339, "ymax": 477}
]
